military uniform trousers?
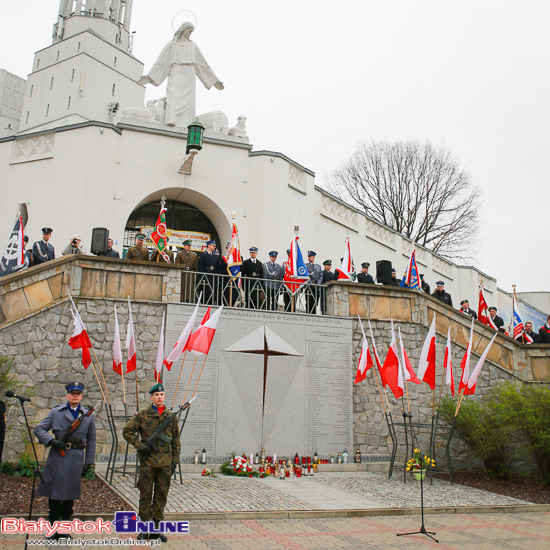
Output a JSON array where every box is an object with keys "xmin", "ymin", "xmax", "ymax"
[{"xmin": 137, "ymin": 464, "xmax": 172, "ymax": 522}]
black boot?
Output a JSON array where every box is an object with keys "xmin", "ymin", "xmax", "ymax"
[
  {"xmin": 137, "ymin": 533, "xmax": 149, "ymax": 541},
  {"xmin": 153, "ymin": 520, "xmax": 167, "ymax": 543}
]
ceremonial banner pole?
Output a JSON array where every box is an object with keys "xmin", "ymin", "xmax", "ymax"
[
  {"xmin": 134, "ymin": 367, "xmax": 139, "ymax": 412},
  {"xmin": 120, "ymin": 369, "xmax": 127, "ymax": 416},
  {"xmin": 182, "ymin": 356, "xmax": 198, "ymax": 405},
  {"xmin": 170, "ymin": 351, "xmax": 188, "ymax": 410},
  {"xmin": 191, "ymin": 355, "xmax": 208, "ymax": 398}
]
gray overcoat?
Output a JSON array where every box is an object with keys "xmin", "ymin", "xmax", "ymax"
[{"xmin": 34, "ymin": 403, "xmax": 96, "ymax": 500}]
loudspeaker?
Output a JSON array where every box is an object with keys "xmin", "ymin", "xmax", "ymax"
[
  {"xmin": 376, "ymin": 260, "xmax": 393, "ymax": 285},
  {"xmin": 91, "ymin": 227, "xmax": 109, "ymax": 255}
]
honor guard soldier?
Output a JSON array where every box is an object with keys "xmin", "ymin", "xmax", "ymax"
[
  {"xmin": 305, "ymin": 251, "xmax": 322, "ymax": 314},
  {"xmin": 126, "ymin": 234, "xmax": 150, "ymax": 262},
  {"xmin": 176, "ymin": 239, "xmax": 198, "ymax": 303},
  {"xmin": 242, "ymin": 247, "xmax": 264, "ymax": 309},
  {"xmin": 198, "ymin": 240, "xmax": 223, "ymax": 305},
  {"xmin": 123, "ymin": 383, "xmax": 181, "ymax": 542},
  {"xmin": 32, "ymin": 227, "xmax": 55, "ymax": 265},
  {"xmin": 263, "ymin": 251, "xmax": 284, "ymax": 310},
  {"xmin": 432, "ymin": 280, "xmax": 453, "ymax": 307},
  {"xmin": 34, "ymin": 382, "xmax": 96, "ymax": 540},
  {"xmin": 321, "ymin": 260, "xmax": 335, "ymax": 314},
  {"xmin": 357, "ymin": 262, "xmax": 375, "ymax": 284}
]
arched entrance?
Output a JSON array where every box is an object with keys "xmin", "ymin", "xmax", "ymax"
[{"xmin": 123, "ymin": 189, "xmax": 230, "ymax": 254}]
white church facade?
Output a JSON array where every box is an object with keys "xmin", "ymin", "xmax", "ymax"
[{"xmin": 0, "ymin": 1, "xmax": 547, "ymax": 326}]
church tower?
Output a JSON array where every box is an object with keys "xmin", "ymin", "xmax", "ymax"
[{"xmin": 19, "ymin": 0, "xmax": 144, "ymax": 133}]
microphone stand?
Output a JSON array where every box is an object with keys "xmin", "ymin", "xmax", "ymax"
[{"xmin": 17, "ymin": 397, "xmax": 43, "ymax": 550}]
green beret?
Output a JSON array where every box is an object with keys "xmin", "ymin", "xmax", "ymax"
[
  {"xmin": 149, "ymin": 383, "xmax": 165, "ymax": 394},
  {"xmin": 183, "ymin": 239, "xmax": 192, "ymax": 246}
]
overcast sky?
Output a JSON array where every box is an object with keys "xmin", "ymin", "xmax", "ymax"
[{"xmin": 2, "ymin": 1, "xmax": 549, "ymax": 293}]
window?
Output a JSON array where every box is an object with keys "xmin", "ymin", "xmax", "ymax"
[
  {"xmin": 36, "ymin": 59, "xmax": 40, "ymax": 69},
  {"xmin": 112, "ymin": 83, "xmax": 116, "ymax": 96},
  {"xmin": 56, "ymin": 51, "xmax": 60, "ymax": 61},
  {"xmin": 46, "ymin": 104, "xmax": 50, "ymax": 117},
  {"xmin": 71, "ymin": 69, "xmax": 75, "ymax": 82},
  {"xmin": 67, "ymin": 96, "xmax": 71, "ymax": 109},
  {"xmin": 25, "ymin": 112, "xmax": 29, "ymax": 124},
  {"xmin": 50, "ymin": 77, "xmax": 54, "ymax": 90},
  {"xmin": 114, "ymin": 57, "xmax": 117, "ymax": 67},
  {"xmin": 77, "ymin": 42, "xmax": 81, "ymax": 52},
  {"xmin": 29, "ymin": 85, "xmax": 33, "ymax": 97}
]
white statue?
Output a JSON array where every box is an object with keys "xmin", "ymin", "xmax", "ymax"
[
  {"xmin": 229, "ymin": 116, "xmax": 248, "ymax": 138},
  {"xmin": 138, "ymin": 22, "xmax": 224, "ymax": 128},
  {"xmin": 197, "ymin": 111, "xmax": 229, "ymax": 135}
]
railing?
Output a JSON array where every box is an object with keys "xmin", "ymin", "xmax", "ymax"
[{"xmin": 181, "ymin": 270, "xmax": 327, "ymax": 314}]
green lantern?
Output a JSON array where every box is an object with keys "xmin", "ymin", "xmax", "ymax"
[{"xmin": 186, "ymin": 119, "xmax": 205, "ymax": 154}]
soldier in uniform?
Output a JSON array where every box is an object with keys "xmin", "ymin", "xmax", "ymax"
[
  {"xmin": 175, "ymin": 239, "xmax": 198, "ymax": 303},
  {"xmin": 420, "ymin": 274, "xmax": 431, "ymax": 294},
  {"xmin": 305, "ymin": 251, "xmax": 322, "ymax": 314},
  {"xmin": 357, "ymin": 262, "xmax": 375, "ymax": 284},
  {"xmin": 320, "ymin": 260, "xmax": 334, "ymax": 314},
  {"xmin": 432, "ymin": 280, "xmax": 453, "ymax": 307},
  {"xmin": 389, "ymin": 268, "xmax": 400, "ymax": 287},
  {"xmin": 539, "ymin": 315, "xmax": 550, "ymax": 344},
  {"xmin": 123, "ymin": 383, "xmax": 181, "ymax": 542},
  {"xmin": 126, "ymin": 234, "xmax": 150, "ymax": 262},
  {"xmin": 241, "ymin": 247, "xmax": 264, "ymax": 309},
  {"xmin": 198, "ymin": 240, "xmax": 223, "ymax": 305},
  {"xmin": 34, "ymin": 382, "xmax": 96, "ymax": 540},
  {"xmin": 263, "ymin": 251, "xmax": 283, "ymax": 310},
  {"xmin": 32, "ymin": 227, "xmax": 55, "ymax": 265},
  {"xmin": 151, "ymin": 240, "xmax": 175, "ymax": 263},
  {"xmin": 459, "ymin": 299, "xmax": 477, "ymax": 319}
]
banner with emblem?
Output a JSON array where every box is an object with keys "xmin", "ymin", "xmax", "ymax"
[
  {"xmin": 224, "ymin": 219, "xmax": 242, "ymax": 280},
  {"xmin": 149, "ymin": 203, "xmax": 171, "ymax": 262},
  {"xmin": 0, "ymin": 210, "xmax": 27, "ymax": 278},
  {"xmin": 284, "ymin": 235, "xmax": 310, "ymax": 295}
]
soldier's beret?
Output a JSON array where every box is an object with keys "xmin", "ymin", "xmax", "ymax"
[
  {"xmin": 249, "ymin": 247, "xmax": 258, "ymax": 252},
  {"xmin": 269, "ymin": 251, "xmax": 278, "ymax": 256},
  {"xmin": 460, "ymin": 300, "xmax": 469, "ymax": 305},
  {"xmin": 436, "ymin": 280, "xmax": 445, "ymax": 286},
  {"xmin": 419, "ymin": 273, "xmax": 425, "ymax": 278},
  {"xmin": 323, "ymin": 260, "xmax": 332, "ymax": 266},
  {"xmin": 149, "ymin": 383, "xmax": 165, "ymax": 394},
  {"xmin": 286, "ymin": 249, "xmax": 291, "ymax": 255},
  {"xmin": 308, "ymin": 250, "xmax": 316, "ymax": 256},
  {"xmin": 42, "ymin": 227, "xmax": 53, "ymax": 234},
  {"xmin": 489, "ymin": 306, "xmax": 497, "ymax": 312},
  {"xmin": 361, "ymin": 262, "xmax": 370, "ymax": 269},
  {"xmin": 65, "ymin": 381, "xmax": 85, "ymax": 393},
  {"xmin": 391, "ymin": 268, "xmax": 396, "ymax": 274},
  {"xmin": 183, "ymin": 239, "xmax": 192, "ymax": 246},
  {"xmin": 206, "ymin": 240, "xmax": 215, "ymax": 245},
  {"xmin": 136, "ymin": 234, "xmax": 146, "ymax": 240}
]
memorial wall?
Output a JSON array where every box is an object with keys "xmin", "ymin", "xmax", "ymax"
[{"xmin": 163, "ymin": 305, "xmax": 354, "ymax": 461}]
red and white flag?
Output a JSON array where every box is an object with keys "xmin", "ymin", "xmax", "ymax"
[
  {"xmin": 354, "ymin": 317, "xmax": 374, "ymax": 384},
  {"xmin": 463, "ymin": 332, "xmax": 497, "ymax": 396},
  {"xmin": 188, "ymin": 305, "xmax": 224, "ymax": 357},
  {"xmin": 335, "ymin": 235, "xmax": 357, "ymax": 282},
  {"xmin": 478, "ymin": 285, "xmax": 497, "ymax": 329},
  {"xmin": 154, "ymin": 311, "xmax": 165, "ymax": 383},
  {"xmin": 444, "ymin": 327, "xmax": 454, "ymax": 396},
  {"xmin": 382, "ymin": 320, "xmax": 403, "ymax": 399},
  {"xmin": 163, "ymin": 295, "xmax": 202, "ymax": 370},
  {"xmin": 68, "ymin": 300, "xmax": 92, "ymax": 370},
  {"xmin": 283, "ymin": 235, "xmax": 309, "ymax": 295},
  {"xmin": 113, "ymin": 306, "xmax": 123, "ymax": 376},
  {"xmin": 417, "ymin": 315, "xmax": 437, "ymax": 390},
  {"xmin": 459, "ymin": 317, "xmax": 475, "ymax": 393},
  {"xmin": 368, "ymin": 320, "xmax": 386, "ymax": 386},
  {"xmin": 126, "ymin": 297, "xmax": 136, "ymax": 374},
  {"xmin": 398, "ymin": 327, "xmax": 420, "ymax": 385}
]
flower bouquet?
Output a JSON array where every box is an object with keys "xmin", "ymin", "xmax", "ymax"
[
  {"xmin": 220, "ymin": 454, "xmax": 269, "ymax": 478},
  {"xmin": 201, "ymin": 468, "xmax": 216, "ymax": 477},
  {"xmin": 406, "ymin": 448, "xmax": 435, "ymax": 480}
]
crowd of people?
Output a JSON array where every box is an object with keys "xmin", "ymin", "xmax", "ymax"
[{"xmin": 25, "ymin": 228, "xmax": 550, "ymax": 343}]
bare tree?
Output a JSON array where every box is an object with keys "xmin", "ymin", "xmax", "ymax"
[{"xmin": 324, "ymin": 140, "xmax": 481, "ymax": 262}]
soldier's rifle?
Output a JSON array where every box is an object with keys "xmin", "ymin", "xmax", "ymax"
[
  {"xmin": 138, "ymin": 395, "xmax": 197, "ymax": 460},
  {"xmin": 58, "ymin": 401, "xmax": 101, "ymax": 457}
]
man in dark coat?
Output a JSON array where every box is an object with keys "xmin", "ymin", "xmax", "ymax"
[
  {"xmin": 34, "ymin": 382, "xmax": 96, "ymax": 539},
  {"xmin": 198, "ymin": 240, "xmax": 223, "ymax": 305},
  {"xmin": 389, "ymin": 268, "xmax": 400, "ymax": 287},
  {"xmin": 123, "ymin": 383, "xmax": 181, "ymax": 542},
  {"xmin": 97, "ymin": 238, "xmax": 120, "ymax": 258},
  {"xmin": 488, "ymin": 306, "xmax": 505, "ymax": 332},
  {"xmin": 32, "ymin": 227, "xmax": 55, "ymax": 265},
  {"xmin": 539, "ymin": 315, "xmax": 550, "ymax": 343},
  {"xmin": 459, "ymin": 300, "xmax": 477, "ymax": 319},
  {"xmin": 521, "ymin": 322, "xmax": 540, "ymax": 344},
  {"xmin": 263, "ymin": 251, "xmax": 283, "ymax": 311},
  {"xmin": 241, "ymin": 247, "xmax": 264, "ymax": 309},
  {"xmin": 321, "ymin": 260, "xmax": 334, "ymax": 314},
  {"xmin": 432, "ymin": 280, "xmax": 453, "ymax": 307},
  {"xmin": 357, "ymin": 262, "xmax": 375, "ymax": 284},
  {"xmin": 420, "ymin": 274, "xmax": 430, "ymax": 294}
]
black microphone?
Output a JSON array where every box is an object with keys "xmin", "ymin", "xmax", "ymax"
[{"xmin": 5, "ymin": 390, "xmax": 31, "ymax": 403}]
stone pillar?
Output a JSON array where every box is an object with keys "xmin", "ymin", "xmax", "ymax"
[
  {"xmin": 123, "ymin": 0, "xmax": 133, "ymax": 29},
  {"xmin": 58, "ymin": 0, "xmax": 71, "ymax": 18}
]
